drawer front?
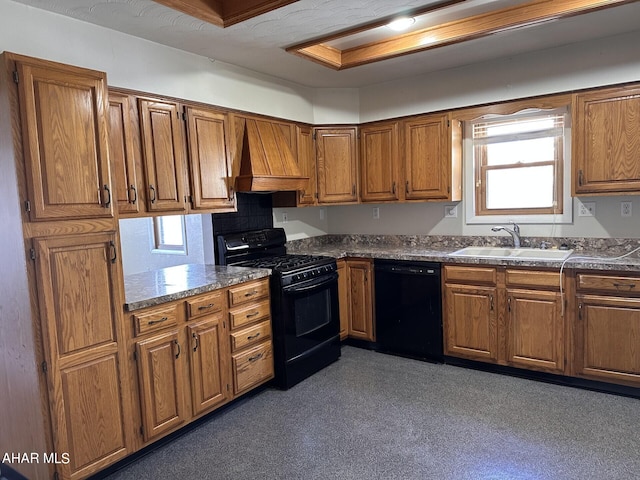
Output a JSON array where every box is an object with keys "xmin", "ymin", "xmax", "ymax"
[
  {"xmin": 444, "ymin": 265, "xmax": 497, "ymax": 285},
  {"xmin": 229, "ymin": 300, "xmax": 271, "ymax": 330},
  {"xmin": 577, "ymin": 273, "xmax": 640, "ymax": 294},
  {"xmin": 133, "ymin": 303, "xmax": 180, "ymax": 336},
  {"xmin": 228, "ymin": 279, "xmax": 270, "ymax": 307},
  {"xmin": 506, "ymin": 269, "xmax": 561, "ymax": 289},
  {"xmin": 230, "ymin": 321, "xmax": 272, "ymax": 353},
  {"xmin": 232, "ymin": 342, "xmax": 274, "ymax": 395},
  {"xmin": 186, "ymin": 290, "xmax": 225, "ymax": 319}
]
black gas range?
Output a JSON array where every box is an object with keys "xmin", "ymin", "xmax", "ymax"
[{"xmin": 216, "ymin": 228, "xmax": 340, "ymax": 389}]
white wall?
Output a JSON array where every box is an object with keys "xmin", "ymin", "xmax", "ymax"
[{"xmin": 119, "ymin": 216, "xmax": 207, "ymax": 275}]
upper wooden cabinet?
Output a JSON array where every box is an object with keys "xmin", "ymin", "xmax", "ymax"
[
  {"xmin": 315, "ymin": 127, "xmax": 359, "ymax": 204},
  {"xmin": 185, "ymin": 106, "xmax": 235, "ymax": 211},
  {"xmin": 359, "ymin": 121, "xmax": 400, "ymax": 202},
  {"xmin": 402, "ymin": 113, "xmax": 462, "ymax": 201},
  {"xmin": 108, "ymin": 92, "xmax": 141, "ymax": 215},
  {"xmin": 573, "ymin": 84, "xmax": 640, "ymax": 195},
  {"xmin": 138, "ymin": 98, "xmax": 189, "ymax": 213},
  {"xmin": 14, "ymin": 56, "xmax": 114, "ymax": 221}
]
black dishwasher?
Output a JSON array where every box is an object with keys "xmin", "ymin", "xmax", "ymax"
[{"xmin": 374, "ymin": 259, "xmax": 443, "ymax": 362}]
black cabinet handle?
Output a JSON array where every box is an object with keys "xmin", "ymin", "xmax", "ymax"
[
  {"xmin": 174, "ymin": 340, "xmax": 181, "ymax": 359},
  {"xmin": 129, "ymin": 185, "xmax": 137, "ymax": 204},
  {"xmin": 109, "ymin": 241, "xmax": 117, "ymax": 264},
  {"xmin": 248, "ymin": 353, "xmax": 263, "ymax": 363},
  {"xmin": 490, "ymin": 295, "xmax": 494, "ymax": 311},
  {"xmin": 247, "ymin": 333, "xmax": 261, "ymax": 340},
  {"xmin": 198, "ymin": 303, "xmax": 215, "ymax": 310},
  {"xmin": 103, "ymin": 184, "xmax": 111, "ymax": 208},
  {"xmin": 507, "ymin": 296, "xmax": 511, "ymax": 312},
  {"xmin": 149, "ymin": 184, "xmax": 157, "ymax": 203},
  {"xmin": 244, "ymin": 290, "xmax": 258, "ymax": 297},
  {"xmin": 246, "ymin": 311, "xmax": 260, "ymax": 319},
  {"xmin": 613, "ymin": 283, "xmax": 636, "ymax": 289},
  {"xmin": 392, "ymin": 182, "xmax": 396, "ymax": 194},
  {"xmin": 405, "ymin": 180, "xmax": 409, "ymax": 194},
  {"xmin": 148, "ymin": 316, "xmax": 168, "ymax": 326},
  {"xmin": 352, "ymin": 184, "xmax": 356, "ymax": 196},
  {"xmin": 192, "ymin": 333, "xmax": 199, "ymax": 352}
]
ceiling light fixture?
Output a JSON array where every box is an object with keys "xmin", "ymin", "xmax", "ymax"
[{"xmin": 387, "ymin": 17, "xmax": 415, "ymax": 31}]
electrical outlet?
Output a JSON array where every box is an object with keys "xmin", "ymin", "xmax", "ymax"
[
  {"xmin": 578, "ymin": 202, "xmax": 595, "ymax": 217},
  {"xmin": 621, "ymin": 201, "xmax": 632, "ymax": 217},
  {"xmin": 372, "ymin": 207, "xmax": 380, "ymax": 220},
  {"xmin": 282, "ymin": 212, "xmax": 288, "ymax": 223},
  {"xmin": 319, "ymin": 208, "xmax": 325, "ymax": 220},
  {"xmin": 444, "ymin": 205, "xmax": 458, "ymax": 218}
]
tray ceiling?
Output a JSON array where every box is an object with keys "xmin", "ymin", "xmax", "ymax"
[{"xmin": 8, "ymin": 0, "xmax": 640, "ymax": 88}]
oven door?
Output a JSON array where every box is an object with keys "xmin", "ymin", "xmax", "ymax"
[{"xmin": 279, "ymin": 272, "xmax": 340, "ymax": 360}]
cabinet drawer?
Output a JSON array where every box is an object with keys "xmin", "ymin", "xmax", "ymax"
[
  {"xmin": 228, "ymin": 279, "xmax": 270, "ymax": 306},
  {"xmin": 230, "ymin": 320, "xmax": 272, "ymax": 353},
  {"xmin": 186, "ymin": 290, "xmax": 225, "ymax": 319},
  {"xmin": 232, "ymin": 342, "xmax": 274, "ymax": 395},
  {"xmin": 444, "ymin": 265, "xmax": 497, "ymax": 285},
  {"xmin": 506, "ymin": 269, "xmax": 561, "ymax": 289},
  {"xmin": 133, "ymin": 303, "xmax": 180, "ymax": 336},
  {"xmin": 577, "ymin": 273, "xmax": 640, "ymax": 294},
  {"xmin": 229, "ymin": 300, "xmax": 271, "ymax": 330}
]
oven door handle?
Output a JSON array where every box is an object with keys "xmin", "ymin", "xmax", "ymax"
[{"xmin": 283, "ymin": 272, "xmax": 338, "ymax": 293}]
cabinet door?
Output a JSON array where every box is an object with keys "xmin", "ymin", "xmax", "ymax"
[
  {"xmin": 136, "ymin": 329, "xmax": 186, "ymax": 441},
  {"xmin": 444, "ymin": 284, "xmax": 498, "ymax": 361},
  {"xmin": 336, "ymin": 259, "xmax": 349, "ymax": 340},
  {"xmin": 506, "ymin": 289, "xmax": 564, "ymax": 373},
  {"xmin": 403, "ymin": 114, "xmax": 459, "ymax": 201},
  {"xmin": 573, "ymin": 85, "xmax": 640, "ymax": 194},
  {"xmin": 187, "ymin": 316, "xmax": 229, "ymax": 416},
  {"xmin": 16, "ymin": 59, "xmax": 114, "ymax": 220},
  {"xmin": 360, "ymin": 122, "xmax": 400, "ymax": 202},
  {"xmin": 315, "ymin": 128, "xmax": 358, "ymax": 204},
  {"xmin": 296, "ymin": 125, "xmax": 317, "ymax": 205},
  {"xmin": 575, "ymin": 295, "xmax": 640, "ymax": 385},
  {"xmin": 185, "ymin": 106, "xmax": 235, "ymax": 211},
  {"xmin": 347, "ymin": 260, "xmax": 374, "ymax": 341},
  {"xmin": 34, "ymin": 233, "xmax": 129, "ymax": 479},
  {"xmin": 138, "ymin": 99, "xmax": 188, "ymax": 212},
  {"xmin": 108, "ymin": 92, "xmax": 140, "ymax": 214}
]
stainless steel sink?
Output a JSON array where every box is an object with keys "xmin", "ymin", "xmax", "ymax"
[{"xmin": 449, "ymin": 246, "xmax": 573, "ymax": 261}]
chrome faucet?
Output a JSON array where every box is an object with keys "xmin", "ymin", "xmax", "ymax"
[{"xmin": 491, "ymin": 222, "xmax": 521, "ymax": 248}]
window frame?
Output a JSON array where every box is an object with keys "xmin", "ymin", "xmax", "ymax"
[
  {"xmin": 151, "ymin": 215, "xmax": 188, "ymax": 255},
  {"xmin": 460, "ymin": 96, "xmax": 573, "ymax": 225}
]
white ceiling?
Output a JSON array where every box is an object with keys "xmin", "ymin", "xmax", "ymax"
[{"xmin": 9, "ymin": 0, "xmax": 640, "ymax": 88}]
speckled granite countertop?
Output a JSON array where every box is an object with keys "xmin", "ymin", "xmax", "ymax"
[
  {"xmin": 286, "ymin": 235, "xmax": 640, "ymax": 272},
  {"xmin": 123, "ymin": 264, "xmax": 271, "ymax": 311}
]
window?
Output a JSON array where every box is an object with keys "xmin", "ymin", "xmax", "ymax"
[
  {"xmin": 152, "ymin": 215, "xmax": 187, "ymax": 254},
  {"xmin": 465, "ymin": 107, "xmax": 572, "ymax": 224}
]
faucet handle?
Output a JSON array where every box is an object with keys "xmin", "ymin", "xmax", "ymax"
[
  {"xmin": 539, "ymin": 241, "xmax": 551, "ymax": 250},
  {"xmin": 509, "ymin": 221, "xmax": 520, "ymax": 234}
]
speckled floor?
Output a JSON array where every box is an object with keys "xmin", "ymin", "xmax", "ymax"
[{"xmin": 102, "ymin": 346, "xmax": 640, "ymax": 480}]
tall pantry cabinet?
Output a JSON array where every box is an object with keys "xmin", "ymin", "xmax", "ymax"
[{"xmin": 0, "ymin": 52, "xmax": 133, "ymax": 480}]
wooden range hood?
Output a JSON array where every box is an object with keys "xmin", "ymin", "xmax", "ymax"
[{"xmin": 233, "ymin": 117, "xmax": 309, "ymax": 192}]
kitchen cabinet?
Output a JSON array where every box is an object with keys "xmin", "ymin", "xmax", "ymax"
[
  {"xmin": 444, "ymin": 265, "xmax": 498, "ymax": 362},
  {"xmin": 402, "ymin": 113, "xmax": 462, "ymax": 201},
  {"xmin": 108, "ymin": 91, "xmax": 141, "ymax": 215},
  {"xmin": 315, "ymin": 127, "xmax": 359, "ymax": 204},
  {"xmin": 573, "ymin": 272, "xmax": 640, "ymax": 386},
  {"xmin": 227, "ymin": 279, "xmax": 274, "ymax": 396},
  {"xmin": 444, "ymin": 265, "xmax": 565, "ymax": 373},
  {"xmin": 34, "ymin": 232, "xmax": 131, "ymax": 480},
  {"xmin": 336, "ymin": 259, "xmax": 349, "ymax": 340},
  {"xmin": 16, "ymin": 55, "xmax": 114, "ymax": 221},
  {"xmin": 359, "ymin": 121, "xmax": 400, "ymax": 202},
  {"xmin": 345, "ymin": 259, "xmax": 375, "ymax": 341},
  {"xmin": 185, "ymin": 105, "xmax": 235, "ymax": 211},
  {"xmin": 573, "ymin": 84, "xmax": 640, "ymax": 195},
  {"xmin": 138, "ymin": 98, "xmax": 189, "ymax": 213}
]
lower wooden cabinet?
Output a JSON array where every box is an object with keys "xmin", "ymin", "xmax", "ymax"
[
  {"xmin": 443, "ymin": 265, "xmax": 565, "ymax": 374},
  {"xmin": 135, "ymin": 328, "xmax": 187, "ymax": 441},
  {"xmin": 337, "ymin": 258, "xmax": 375, "ymax": 342},
  {"xmin": 574, "ymin": 271, "xmax": 640, "ymax": 386},
  {"xmin": 128, "ymin": 278, "xmax": 273, "ymax": 451}
]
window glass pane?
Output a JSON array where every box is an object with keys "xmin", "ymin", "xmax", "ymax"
[
  {"xmin": 158, "ymin": 215, "xmax": 184, "ymax": 246},
  {"xmin": 486, "ymin": 165, "xmax": 554, "ymax": 210},
  {"xmin": 485, "ymin": 137, "xmax": 556, "ymax": 166},
  {"xmin": 483, "ymin": 116, "xmax": 557, "ymax": 137}
]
